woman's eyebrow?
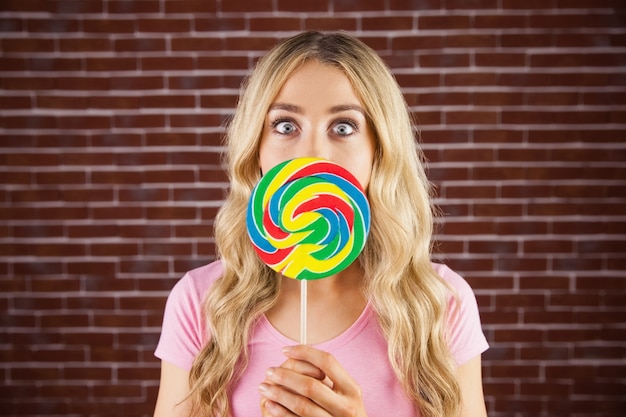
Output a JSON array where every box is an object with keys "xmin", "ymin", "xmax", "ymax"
[
  {"xmin": 329, "ymin": 104, "xmax": 366, "ymax": 115},
  {"xmin": 268, "ymin": 102, "xmax": 366, "ymax": 115},
  {"xmin": 268, "ymin": 102, "xmax": 304, "ymax": 114}
]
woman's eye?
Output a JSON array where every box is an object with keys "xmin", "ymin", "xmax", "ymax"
[
  {"xmin": 273, "ymin": 121, "xmax": 297, "ymax": 135},
  {"xmin": 332, "ymin": 121, "xmax": 356, "ymax": 136}
]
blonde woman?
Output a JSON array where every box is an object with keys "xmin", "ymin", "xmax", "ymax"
[{"xmin": 153, "ymin": 31, "xmax": 489, "ymax": 417}]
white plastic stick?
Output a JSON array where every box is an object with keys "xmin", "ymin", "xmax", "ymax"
[{"xmin": 300, "ymin": 279, "xmax": 307, "ymax": 345}]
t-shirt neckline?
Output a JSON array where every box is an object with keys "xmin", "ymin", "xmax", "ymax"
[{"xmin": 259, "ymin": 302, "xmax": 373, "ymax": 351}]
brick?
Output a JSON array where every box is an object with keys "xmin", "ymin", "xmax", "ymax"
[
  {"xmin": 520, "ymin": 380, "xmax": 572, "ymax": 396},
  {"xmin": 418, "ymin": 15, "xmax": 470, "ymax": 30},
  {"xmin": 335, "ymin": 0, "xmax": 384, "ymax": 11},
  {"xmin": 31, "ymin": 243, "xmax": 88, "ymax": 257},
  {"xmin": 441, "ymin": 184, "xmax": 496, "ymax": 199},
  {"xmin": 524, "ymin": 310, "xmax": 576, "ymax": 324},
  {"xmin": 419, "ymin": 52, "xmax": 470, "ymax": 68},
  {"xmin": 249, "ymin": 17, "xmax": 302, "ymax": 31},
  {"xmin": 475, "ymin": 52, "xmax": 526, "ymax": 67},
  {"xmin": 491, "ymin": 364, "xmax": 541, "ymax": 379},
  {"xmin": 114, "ymin": 38, "xmax": 167, "ymax": 52},
  {"xmin": 59, "ymin": 37, "xmax": 111, "ymax": 52},
  {"xmin": 444, "ymin": 72, "xmax": 497, "ymax": 86},
  {"xmin": 578, "ymin": 239, "xmax": 625, "ymax": 254},
  {"xmin": 2, "ymin": 37, "xmax": 56, "ymax": 53},
  {"xmin": 388, "ymin": 0, "xmax": 442, "ymax": 9},
  {"xmin": 444, "ymin": 34, "xmax": 497, "ymax": 48},
  {"xmin": 108, "ymin": 0, "xmax": 160, "ymax": 13},
  {"xmin": 118, "ymin": 187, "xmax": 168, "ymax": 202},
  {"xmin": 26, "ymin": 17, "xmax": 80, "ymax": 32},
  {"xmin": 67, "ymin": 261, "xmax": 116, "ymax": 275},
  {"xmin": 481, "ymin": 309, "xmax": 519, "ymax": 325},
  {"xmin": 523, "ymin": 239, "xmax": 574, "ymax": 254},
  {"xmin": 118, "ymin": 224, "xmax": 171, "ymax": 239},
  {"xmin": 170, "ymin": 114, "xmax": 222, "ymax": 128},
  {"xmin": 532, "ymin": 52, "xmax": 626, "ymax": 67},
  {"xmin": 362, "ymin": 16, "xmax": 413, "ymax": 31},
  {"xmin": 0, "ymin": 95, "xmax": 31, "ymax": 110},
  {"xmin": 93, "ymin": 313, "xmax": 143, "ymax": 328},
  {"xmin": 196, "ymin": 56, "xmax": 250, "ymax": 71},
  {"xmin": 446, "ymin": 257, "xmax": 494, "ymax": 272},
  {"xmin": 302, "ymin": 16, "xmax": 358, "ymax": 31},
  {"xmin": 474, "ymin": 14, "xmax": 527, "ymax": 28},
  {"xmin": 200, "ymin": 94, "xmax": 238, "ymax": 109},
  {"xmin": 445, "ymin": 110, "xmax": 498, "ymax": 124},
  {"xmin": 170, "ymin": 36, "xmax": 223, "ymax": 52},
  {"xmin": 165, "ymin": 0, "xmax": 217, "ymax": 13},
  {"xmin": 82, "ymin": 18, "xmax": 135, "ymax": 34},
  {"xmin": 168, "ymin": 74, "xmax": 223, "ymax": 90},
  {"xmin": 11, "ymin": 366, "xmax": 62, "ymax": 381},
  {"xmin": 57, "ymin": 115, "xmax": 111, "ymax": 130},
  {"xmin": 469, "ymin": 240, "xmax": 518, "ymax": 254},
  {"xmin": 90, "ymin": 243, "xmax": 140, "ymax": 257},
  {"xmin": 63, "ymin": 366, "xmax": 112, "ymax": 380},
  {"xmin": 146, "ymin": 206, "xmax": 197, "ymax": 220},
  {"xmin": 534, "ymin": 12, "xmax": 625, "ymax": 29},
  {"xmin": 140, "ymin": 56, "xmax": 194, "ymax": 71},
  {"xmin": 224, "ymin": 36, "xmax": 279, "ymax": 51},
  {"xmin": 502, "ymin": 0, "xmax": 557, "ymax": 8},
  {"xmin": 41, "ymin": 313, "xmax": 90, "ymax": 328},
  {"xmin": 428, "ymin": 166, "xmax": 470, "ymax": 182},
  {"xmin": 0, "ymin": 56, "xmax": 27, "ymax": 71},
  {"xmin": 118, "ymin": 366, "xmax": 160, "ymax": 380},
  {"xmin": 37, "ymin": 95, "xmax": 88, "ymax": 109},
  {"xmin": 52, "ymin": 0, "xmax": 104, "ymax": 13},
  {"xmin": 501, "ymin": 256, "xmax": 550, "ymax": 271},
  {"xmin": 222, "ymin": 0, "xmax": 272, "ymax": 11},
  {"xmin": 92, "ymin": 206, "xmax": 144, "ymax": 220},
  {"xmin": 574, "ymin": 346, "xmax": 625, "ymax": 361},
  {"xmin": 110, "ymin": 75, "xmax": 164, "ymax": 90},
  {"xmin": 441, "ymin": 220, "xmax": 496, "ymax": 235},
  {"xmin": 113, "ymin": 114, "xmax": 166, "ymax": 129}
]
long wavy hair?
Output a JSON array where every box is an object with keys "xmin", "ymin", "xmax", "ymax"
[{"xmin": 188, "ymin": 31, "xmax": 460, "ymax": 417}]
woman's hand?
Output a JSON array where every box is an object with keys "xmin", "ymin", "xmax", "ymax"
[{"xmin": 259, "ymin": 345, "xmax": 368, "ymax": 417}]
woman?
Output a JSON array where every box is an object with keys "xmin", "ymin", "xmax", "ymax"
[{"xmin": 153, "ymin": 31, "xmax": 489, "ymax": 417}]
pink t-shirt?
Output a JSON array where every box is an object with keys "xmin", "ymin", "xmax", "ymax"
[{"xmin": 155, "ymin": 261, "xmax": 488, "ymax": 416}]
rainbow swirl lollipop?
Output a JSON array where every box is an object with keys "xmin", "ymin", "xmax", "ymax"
[{"xmin": 246, "ymin": 157, "xmax": 370, "ymax": 280}]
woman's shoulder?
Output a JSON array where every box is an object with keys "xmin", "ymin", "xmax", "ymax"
[
  {"xmin": 155, "ymin": 260, "xmax": 224, "ymax": 369},
  {"xmin": 430, "ymin": 262, "xmax": 475, "ymax": 298},
  {"xmin": 171, "ymin": 259, "xmax": 224, "ymax": 301},
  {"xmin": 430, "ymin": 262, "xmax": 489, "ymax": 364}
]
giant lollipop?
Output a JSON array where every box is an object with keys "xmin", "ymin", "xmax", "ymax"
[{"xmin": 246, "ymin": 157, "xmax": 371, "ymax": 343}]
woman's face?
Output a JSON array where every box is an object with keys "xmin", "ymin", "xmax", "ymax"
[{"xmin": 259, "ymin": 60, "xmax": 376, "ymax": 190}]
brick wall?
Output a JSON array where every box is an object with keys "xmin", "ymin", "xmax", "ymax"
[{"xmin": 1, "ymin": 1, "xmax": 624, "ymax": 416}]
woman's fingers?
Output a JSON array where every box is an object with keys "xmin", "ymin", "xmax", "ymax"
[
  {"xmin": 259, "ymin": 382, "xmax": 330, "ymax": 417},
  {"xmin": 269, "ymin": 346, "xmax": 366, "ymax": 417},
  {"xmin": 282, "ymin": 345, "xmax": 361, "ymax": 396},
  {"xmin": 259, "ymin": 346, "xmax": 367, "ymax": 417},
  {"xmin": 259, "ymin": 358, "xmax": 330, "ymax": 416},
  {"xmin": 277, "ymin": 357, "xmax": 327, "ymax": 381}
]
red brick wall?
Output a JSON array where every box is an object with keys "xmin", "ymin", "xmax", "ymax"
[{"xmin": 1, "ymin": 1, "xmax": 625, "ymax": 416}]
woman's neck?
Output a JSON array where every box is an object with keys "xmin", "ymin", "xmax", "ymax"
[{"xmin": 266, "ymin": 262, "xmax": 367, "ymax": 345}]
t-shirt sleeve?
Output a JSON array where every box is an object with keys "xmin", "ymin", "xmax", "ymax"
[
  {"xmin": 436, "ymin": 264, "xmax": 489, "ymax": 366},
  {"xmin": 154, "ymin": 269, "xmax": 209, "ymax": 371}
]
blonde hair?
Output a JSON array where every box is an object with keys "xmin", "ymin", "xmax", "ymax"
[{"xmin": 189, "ymin": 31, "xmax": 460, "ymax": 417}]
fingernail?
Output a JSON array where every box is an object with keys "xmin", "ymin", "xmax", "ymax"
[
  {"xmin": 258, "ymin": 383, "xmax": 269, "ymax": 393},
  {"xmin": 265, "ymin": 400, "xmax": 278, "ymax": 412},
  {"xmin": 265, "ymin": 367, "xmax": 275, "ymax": 378},
  {"xmin": 282, "ymin": 345, "xmax": 293, "ymax": 355}
]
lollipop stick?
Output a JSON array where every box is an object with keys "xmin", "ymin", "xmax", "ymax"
[{"xmin": 300, "ymin": 279, "xmax": 307, "ymax": 345}]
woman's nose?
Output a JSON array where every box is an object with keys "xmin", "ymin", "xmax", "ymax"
[{"xmin": 300, "ymin": 130, "xmax": 331, "ymax": 160}]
